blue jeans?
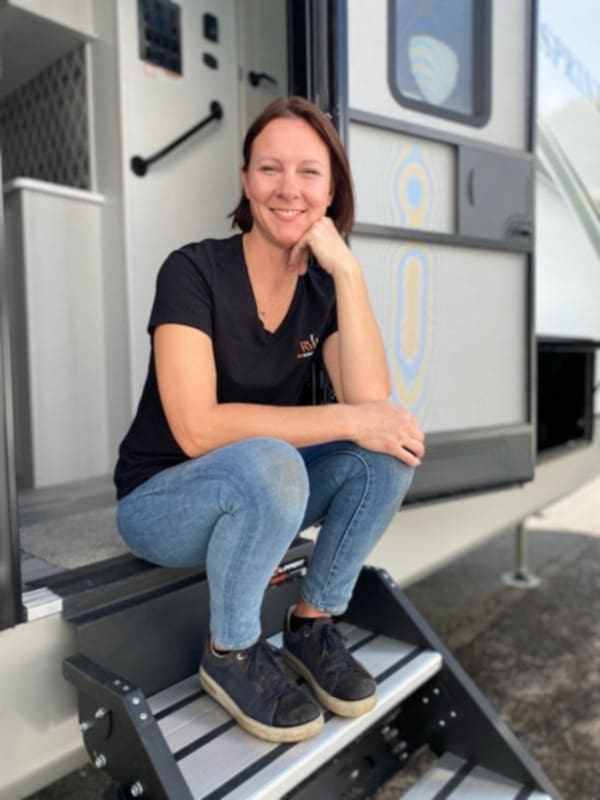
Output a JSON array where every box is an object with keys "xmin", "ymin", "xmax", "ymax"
[{"xmin": 117, "ymin": 438, "xmax": 414, "ymax": 650}]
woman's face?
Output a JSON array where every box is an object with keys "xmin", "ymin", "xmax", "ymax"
[{"xmin": 241, "ymin": 117, "xmax": 334, "ymax": 250}]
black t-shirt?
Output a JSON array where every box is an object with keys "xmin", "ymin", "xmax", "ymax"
[{"xmin": 114, "ymin": 234, "xmax": 337, "ymax": 499}]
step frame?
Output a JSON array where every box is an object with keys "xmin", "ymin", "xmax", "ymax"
[
  {"xmin": 343, "ymin": 567, "xmax": 561, "ymax": 799},
  {"xmin": 63, "ymin": 563, "xmax": 561, "ymax": 799}
]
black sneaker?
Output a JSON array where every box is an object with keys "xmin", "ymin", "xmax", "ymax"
[
  {"xmin": 283, "ymin": 611, "xmax": 377, "ymax": 717},
  {"xmin": 199, "ymin": 637, "xmax": 323, "ymax": 742}
]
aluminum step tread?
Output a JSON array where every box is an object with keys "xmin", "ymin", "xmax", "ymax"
[
  {"xmin": 147, "ymin": 623, "xmax": 442, "ymax": 800},
  {"xmin": 400, "ymin": 752, "xmax": 553, "ymax": 800}
]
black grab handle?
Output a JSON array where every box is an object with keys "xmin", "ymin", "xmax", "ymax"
[
  {"xmin": 248, "ymin": 71, "xmax": 277, "ymax": 88},
  {"xmin": 131, "ymin": 100, "xmax": 223, "ymax": 177}
]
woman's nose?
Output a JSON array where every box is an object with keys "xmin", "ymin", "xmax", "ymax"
[{"xmin": 276, "ymin": 169, "xmax": 299, "ymax": 197}]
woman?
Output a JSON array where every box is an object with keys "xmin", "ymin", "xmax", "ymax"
[{"xmin": 114, "ymin": 96, "xmax": 425, "ymax": 744}]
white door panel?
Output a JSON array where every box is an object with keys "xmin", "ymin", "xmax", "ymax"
[
  {"xmin": 350, "ymin": 236, "xmax": 528, "ymax": 433},
  {"xmin": 350, "ymin": 122, "xmax": 454, "ymax": 233},
  {"xmin": 348, "ymin": 0, "xmax": 528, "ymax": 150}
]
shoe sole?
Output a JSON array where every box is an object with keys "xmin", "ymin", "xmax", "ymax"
[
  {"xmin": 282, "ymin": 649, "xmax": 378, "ymax": 718},
  {"xmin": 199, "ymin": 666, "xmax": 324, "ymax": 743}
]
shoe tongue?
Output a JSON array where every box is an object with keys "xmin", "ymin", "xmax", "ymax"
[
  {"xmin": 314, "ymin": 618, "xmax": 340, "ymax": 644},
  {"xmin": 312, "ymin": 617, "xmax": 333, "ymax": 630}
]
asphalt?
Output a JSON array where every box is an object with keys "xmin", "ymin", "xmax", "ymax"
[{"xmin": 25, "ymin": 476, "xmax": 600, "ymax": 800}]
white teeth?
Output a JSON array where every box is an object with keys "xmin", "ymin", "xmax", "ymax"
[{"xmin": 273, "ymin": 209, "xmax": 302, "ymax": 216}]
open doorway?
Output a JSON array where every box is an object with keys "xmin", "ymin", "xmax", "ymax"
[{"xmin": 0, "ymin": 0, "xmax": 295, "ymax": 612}]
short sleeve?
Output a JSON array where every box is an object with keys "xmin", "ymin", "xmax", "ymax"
[{"xmin": 148, "ymin": 248, "xmax": 213, "ymax": 337}]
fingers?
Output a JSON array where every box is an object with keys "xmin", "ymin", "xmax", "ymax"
[
  {"xmin": 395, "ymin": 410, "xmax": 425, "ymax": 466},
  {"xmin": 287, "ymin": 240, "xmax": 310, "ymax": 274},
  {"xmin": 288, "ymin": 217, "xmax": 349, "ymax": 276},
  {"xmin": 398, "ymin": 448, "xmax": 422, "ymax": 468}
]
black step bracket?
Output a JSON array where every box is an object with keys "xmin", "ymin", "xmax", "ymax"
[
  {"xmin": 389, "ymin": 675, "xmax": 464, "ymax": 762},
  {"xmin": 63, "ymin": 654, "xmax": 193, "ymax": 800},
  {"xmin": 342, "ymin": 567, "xmax": 561, "ymax": 798}
]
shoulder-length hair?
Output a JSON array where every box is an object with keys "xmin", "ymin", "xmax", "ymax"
[{"xmin": 230, "ymin": 96, "xmax": 354, "ymax": 236}]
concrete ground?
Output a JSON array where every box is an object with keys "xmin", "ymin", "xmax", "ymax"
[
  {"xmin": 373, "ymin": 474, "xmax": 600, "ymax": 800},
  {"xmin": 25, "ymin": 475, "xmax": 600, "ymax": 800}
]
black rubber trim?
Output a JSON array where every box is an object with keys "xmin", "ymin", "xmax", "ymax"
[
  {"xmin": 432, "ymin": 759, "xmax": 473, "ymax": 799},
  {"xmin": 155, "ymin": 689, "xmax": 204, "ymax": 722},
  {"xmin": 199, "ymin": 740, "xmax": 291, "ymax": 800},
  {"xmin": 177, "ymin": 639, "xmax": 425, "ymax": 798},
  {"xmin": 174, "ymin": 719, "xmax": 237, "ymax": 762},
  {"xmin": 375, "ymin": 647, "xmax": 425, "ymax": 685}
]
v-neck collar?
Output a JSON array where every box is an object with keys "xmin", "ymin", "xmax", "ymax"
[{"xmin": 238, "ymin": 235, "xmax": 303, "ymax": 340}]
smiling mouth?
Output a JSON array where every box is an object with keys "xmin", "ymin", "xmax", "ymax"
[{"xmin": 271, "ymin": 209, "xmax": 304, "ymax": 218}]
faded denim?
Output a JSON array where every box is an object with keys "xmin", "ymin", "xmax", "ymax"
[{"xmin": 117, "ymin": 437, "xmax": 414, "ymax": 650}]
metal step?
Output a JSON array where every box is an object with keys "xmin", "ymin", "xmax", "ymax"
[
  {"xmin": 147, "ymin": 622, "xmax": 442, "ymax": 799},
  {"xmin": 400, "ymin": 752, "xmax": 553, "ymax": 800}
]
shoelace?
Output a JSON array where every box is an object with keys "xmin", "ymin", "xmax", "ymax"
[
  {"xmin": 240, "ymin": 639, "xmax": 297, "ymax": 703},
  {"xmin": 319, "ymin": 623, "xmax": 361, "ymax": 675}
]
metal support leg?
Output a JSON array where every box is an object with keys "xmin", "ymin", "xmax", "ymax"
[{"xmin": 502, "ymin": 520, "xmax": 541, "ymax": 588}]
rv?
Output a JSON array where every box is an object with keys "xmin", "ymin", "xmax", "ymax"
[{"xmin": 0, "ymin": 0, "xmax": 598, "ymax": 797}]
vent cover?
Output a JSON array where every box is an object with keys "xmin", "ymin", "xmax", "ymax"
[{"xmin": 0, "ymin": 47, "xmax": 90, "ymax": 189}]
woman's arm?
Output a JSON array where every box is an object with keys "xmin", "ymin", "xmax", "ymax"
[
  {"xmin": 154, "ymin": 323, "xmax": 424, "ymax": 465},
  {"xmin": 289, "ymin": 218, "xmax": 391, "ymax": 404}
]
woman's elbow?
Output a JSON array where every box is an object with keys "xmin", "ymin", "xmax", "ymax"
[{"xmin": 172, "ymin": 421, "xmax": 214, "ymax": 459}]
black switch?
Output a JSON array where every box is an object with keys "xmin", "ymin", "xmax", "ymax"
[
  {"xmin": 203, "ymin": 13, "xmax": 218, "ymax": 43},
  {"xmin": 203, "ymin": 52, "xmax": 218, "ymax": 70}
]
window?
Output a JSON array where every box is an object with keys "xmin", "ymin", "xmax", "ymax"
[{"xmin": 388, "ymin": 0, "xmax": 491, "ymax": 126}]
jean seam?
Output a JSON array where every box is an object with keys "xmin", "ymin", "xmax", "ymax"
[
  {"xmin": 214, "ymin": 475, "xmax": 259, "ymax": 645},
  {"xmin": 306, "ymin": 449, "xmax": 372, "ymax": 612}
]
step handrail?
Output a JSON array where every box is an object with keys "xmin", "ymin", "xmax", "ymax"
[{"xmin": 130, "ymin": 100, "xmax": 223, "ymax": 177}]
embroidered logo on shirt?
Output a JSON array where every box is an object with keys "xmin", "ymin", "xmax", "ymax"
[{"xmin": 297, "ymin": 333, "xmax": 319, "ymax": 359}]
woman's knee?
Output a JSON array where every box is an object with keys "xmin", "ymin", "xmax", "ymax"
[
  {"xmin": 228, "ymin": 437, "xmax": 310, "ymax": 525},
  {"xmin": 347, "ymin": 445, "xmax": 415, "ymax": 506}
]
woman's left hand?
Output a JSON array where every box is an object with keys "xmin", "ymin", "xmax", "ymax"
[{"xmin": 287, "ymin": 217, "xmax": 356, "ymax": 277}]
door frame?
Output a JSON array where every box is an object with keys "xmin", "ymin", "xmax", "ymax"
[{"xmin": 0, "ymin": 153, "xmax": 23, "ymax": 630}]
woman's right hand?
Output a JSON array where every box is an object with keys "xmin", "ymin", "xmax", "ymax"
[{"xmin": 351, "ymin": 401, "xmax": 426, "ymax": 467}]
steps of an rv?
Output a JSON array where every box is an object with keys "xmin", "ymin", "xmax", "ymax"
[
  {"xmin": 64, "ymin": 565, "xmax": 561, "ymax": 799},
  {"xmin": 400, "ymin": 752, "xmax": 553, "ymax": 799},
  {"xmin": 147, "ymin": 622, "xmax": 441, "ymax": 799}
]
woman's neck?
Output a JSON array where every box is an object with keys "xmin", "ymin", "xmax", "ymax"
[
  {"xmin": 242, "ymin": 231, "xmax": 292, "ymax": 283},
  {"xmin": 242, "ymin": 231, "xmax": 299, "ymax": 332}
]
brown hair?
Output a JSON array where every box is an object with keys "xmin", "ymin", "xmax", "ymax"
[{"xmin": 230, "ymin": 96, "xmax": 354, "ymax": 236}]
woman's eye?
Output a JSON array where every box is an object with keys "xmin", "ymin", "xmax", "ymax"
[
  {"xmin": 302, "ymin": 169, "xmax": 320, "ymax": 176},
  {"xmin": 260, "ymin": 165, "xmax": 278, "ymax": 173}
]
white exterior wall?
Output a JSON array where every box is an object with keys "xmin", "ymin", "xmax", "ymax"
[
  {"xmin": 4, "ymin": 180, "xmax": 108, "ymax": 487},
  {"xmin": 535, "ymin": 0, "xmax": 600, "ymax": 342},
  {"xmin": 114, "ymin": 0, "xmax": 240, "ymax": 404}
]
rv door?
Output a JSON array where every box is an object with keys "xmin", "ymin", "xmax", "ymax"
[{"xmin": 314, "ymin": 0, "xmax": 537, "ymax": 501}]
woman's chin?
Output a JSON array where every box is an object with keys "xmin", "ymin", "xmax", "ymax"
[{"xmin": 248, "ymin": 221, "xmax": 309, "ymax": 252}]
